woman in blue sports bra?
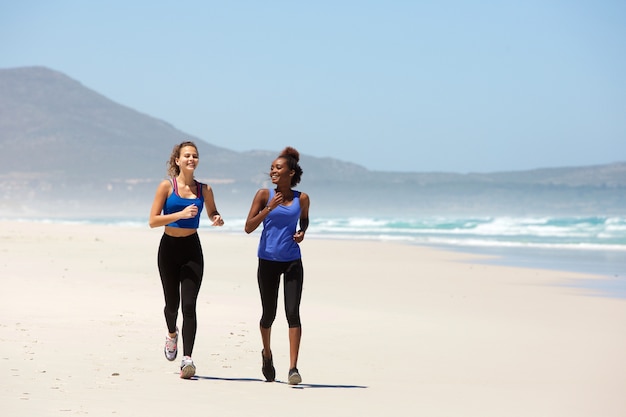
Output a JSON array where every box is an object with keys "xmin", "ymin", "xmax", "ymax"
[
  {"xmin": 149, "ymin": 141, "xmax": 224, "ymax": 379},
  {"xmin": 245, "ymin": 146, "xmax": 310, "ymax": 385}
]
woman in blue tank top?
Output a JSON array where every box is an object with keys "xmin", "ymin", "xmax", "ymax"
[
  {"xmin": 149, "ymin": 141, "xmax": 224, "ymax": 379},
  {"xmin": 245, "ymin": 146, "xmax": 310, "ymax": 385}
]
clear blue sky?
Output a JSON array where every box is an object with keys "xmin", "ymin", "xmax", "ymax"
[{"xmin": 1, "ymin": 0, "xmax": 625, "ymax": 173}]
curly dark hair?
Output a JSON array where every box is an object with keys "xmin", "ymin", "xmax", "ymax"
[
  {"xmin": 278, "ymin": 146, "xmax": 304, "ymax": 187},
  {"xmin": 167, "ymin": 141, "xmax": 198, "ymax": 177}
]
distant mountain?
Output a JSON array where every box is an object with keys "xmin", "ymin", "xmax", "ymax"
[{"xmin": 1, "ymin": 66, "xmax": 624, "ymax": 218}]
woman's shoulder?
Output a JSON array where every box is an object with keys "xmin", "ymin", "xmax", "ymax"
[
  {"xmin": 157, "ymin": 178, "xmax": 173, "ymax": 190},
  {"xmin": 251, "ymin": 188, "xmax": 271, "ymax": 204},
  {"xmin": 296, "ymin": 190, "xmax": 309, "ymax": 207},
  {"xmin": 153, "ymin": 179, "xmax": 173, "ymax": 199},
  {"xmin": 198, "ymin": 181, "xmax": 214, "ymax": 199}
]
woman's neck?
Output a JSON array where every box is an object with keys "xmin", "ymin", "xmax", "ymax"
[
  {"xmin": 276, "ymin": 186, "xmax": 293, "ymax": 201},
  {"xmin": 177, "ymin": 173, "xmax": 195, "ymax": 186}
]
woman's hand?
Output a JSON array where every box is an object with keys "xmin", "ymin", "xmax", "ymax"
[
  {"xmin": 268, "ymin": 191, "xmax": 284, "ymax": 210},
  {"xmin": 211, "ymin": 214, "xmax": 224, "ymax": 227},
  {"xmin": 181, "ymin": 204, "xmax": 198, "ymax": 219},
  {"xmin": 293, "ymin": 229, "xmax": 305, "ymax": 243}
]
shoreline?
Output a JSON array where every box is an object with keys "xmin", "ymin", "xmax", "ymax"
[
  {"xmin": 5, "ymin": 215, "xmax": 626, "ymax": 274},
  {"xmin": 432, "ymin": 243, "xmax": 626, "ymax": 299},
  {"xmin": 3, "ymin": 215, "xmax": 625, "ymax": 298}
]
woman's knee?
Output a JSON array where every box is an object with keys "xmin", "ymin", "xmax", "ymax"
[
  {"xmin": 260, "ymin": 312, "xmax": 277, "ymax": 328},
  {"xmin": 286, "ymin": 311, "xmax": 301, "ymax": 328},
  {"xmin": 181, "ymin": 299, "xmax": 197, "ymax": 318}
]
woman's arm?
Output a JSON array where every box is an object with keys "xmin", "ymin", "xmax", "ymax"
[
  {"xmin": 202, "ymin": 183, "xmax": 224, "ymax": 226},
  {"xmin": 244, "ymin": 189, "xmax": 273, "ymax": 234},
  {"xmin": 293, "ymin": 192, "xmax": 310, "ymax": 243}
]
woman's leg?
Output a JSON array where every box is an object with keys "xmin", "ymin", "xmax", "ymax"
[
  {"xmin": 257, "ymin": 259, "xmax": 282, "ymax": 334},
  {"xmin": 260, "ymin": 326, "xmax": 272, "ymax": 358},
  {"xmin": 179, "ymin": 234, "xmax": 203, "ymax": 357},
  {"xmin": 257, "ymin": 259, "xmax": 281, "ymax": 380},
  {"xmin": 288, "ymin": 327, "xmax": 302, "ymax": 370},
  {"xmin": 284, "ymin": 259, "xmax": 304, "ymax": 369},
  {"xmin": 158, "ymin": 234, "xmax": 180, "ymax": 335}
]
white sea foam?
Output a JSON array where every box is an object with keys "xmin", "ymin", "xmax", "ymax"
[
  {"xmin": 4, "ymin": 214, "xmax": 625, "ymax": 279},
  {"xmin": 5, "ymin": 214, "xmax": 626, "ymax": 251}
]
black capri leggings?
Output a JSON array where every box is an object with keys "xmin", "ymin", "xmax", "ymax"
[
  {"xmin": 158, "ymin": 233, "xmax": 203, "ymax": 357},
  {"xmin": 257, "ymin": 258, "xmax": 304, "ymax": 329}
]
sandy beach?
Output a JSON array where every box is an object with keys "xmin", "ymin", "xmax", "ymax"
[{"xmin": 1, "ymin": 220, "xmax": 624, "ymax": 417}]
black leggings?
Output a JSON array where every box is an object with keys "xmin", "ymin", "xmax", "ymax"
[
  {"xmin": 257, "ymin": 258, "xmax": 303, "ymax": 329},
  {"xmin": 158, "ymin": 233, "xmax": 203, "ymax": 357}
]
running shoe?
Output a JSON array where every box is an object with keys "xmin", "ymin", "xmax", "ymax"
[
  {"xmin": 261, "ymin": 350, "xmax": 275, "ymax": 382},
  {"xmin": 288, "ymin": 367, "xmax": 302, "ymax": 385},
  {"xmin": 164, "ymin": 328, "xmax": 178, "ymax": 361},
  {"xmin": 180, "ymin": 356, "xmax": 196, "ymax": 379}
]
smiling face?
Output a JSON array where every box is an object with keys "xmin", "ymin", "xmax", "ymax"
[
  {"xmin": 269, "ymin": 157, "xmax": 294, "ymax": 186},
  {"xmin": 176, "ymin": 145, "xmax": 199, "ymax": 174}
]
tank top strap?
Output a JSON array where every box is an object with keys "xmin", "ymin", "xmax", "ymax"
[
  {"xmin": 171, "ymin": 177, "xmax": 179, "ymax": 196},
  {"xmin": 195, "ymin": 180, "xmax": 202, "ymax": 199}
]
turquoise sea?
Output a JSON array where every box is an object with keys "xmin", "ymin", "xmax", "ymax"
[
  {"xmin": 308, "ymin": 215, "xmax": 626, "ymax": 298},
  {"xmin": 17, "ymin": 214, "xmax": 626, "ymax": 298},
  {"xmin": 305, "ymin": 216, "xmax": 625, "ymax": 298}
]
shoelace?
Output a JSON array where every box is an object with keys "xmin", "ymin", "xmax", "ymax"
[{"xmin": 165, "ymin": 335, "xmax": 177, "ymax": 352}]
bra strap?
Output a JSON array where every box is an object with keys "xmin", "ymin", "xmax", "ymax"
[{"xmin": 171, "ymin": 177, "xmax": 179, "ymax": 196}]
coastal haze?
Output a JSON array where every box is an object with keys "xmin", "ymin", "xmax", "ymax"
[{"xmin": 1, "ymin": 66, "xmax": 625, "ymax": 219}]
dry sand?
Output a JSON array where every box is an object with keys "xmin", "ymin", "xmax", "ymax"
[{"xmin": 1, "ymin": 220, "xmax": 624, "ymax": 417}]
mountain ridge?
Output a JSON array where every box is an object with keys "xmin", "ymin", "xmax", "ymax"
[{"xmin": 1, "ymin": 66, "xmax": 624, "ymax": 217}]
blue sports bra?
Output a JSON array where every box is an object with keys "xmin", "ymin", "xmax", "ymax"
[{"xmin": 163, "ymin": 178, "xmax": 204, "ymax": 229}]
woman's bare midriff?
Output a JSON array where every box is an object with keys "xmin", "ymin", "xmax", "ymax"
[{"xmin": 164, "ymin": 226, "xmax": 198, "ymax": 237}]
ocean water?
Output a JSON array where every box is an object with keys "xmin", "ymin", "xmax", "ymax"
[
  {"xmin": 212, "ymin": 215, "xmax": 623, "ymax": 298},
  {"xmin": 297, "ymin": 215, "xmax": 626, "ymax": 298},
  {"xmin": 11, "ymin": 214, "xmax": 626, "ymax": 297}
]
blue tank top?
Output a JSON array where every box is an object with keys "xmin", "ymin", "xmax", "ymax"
[
  {"xmin": 258, "ymin": 189, "xmax": 302, "ymax": 262},
  {"xmin": 163, "ymin": 178, "xmax": 204, "ymax": 229}
]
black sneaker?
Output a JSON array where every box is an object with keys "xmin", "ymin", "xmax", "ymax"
[
  {"xmin": 261, "ymin": 350, "xmax": 275, "ymax": 382},
  {"xmin": 288, "ymin": 367, "xmax": 302, "ymax": 385}
]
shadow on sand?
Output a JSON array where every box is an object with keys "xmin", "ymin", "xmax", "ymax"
[{"xmin": 194, "ymin": 375, "xmax": 367, "ymax": 389}]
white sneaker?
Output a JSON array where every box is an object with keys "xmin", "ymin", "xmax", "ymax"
[
  {"xmin": 164, "ymin": 328, "xmax": 178, "ymax": 361},
  {"xmin": 288, "ymin": 367, "xmax": 302, "ymax": 385},
  {"xmin": 180, "ymin": 356, "xmax": 196, "ymax": 379}
]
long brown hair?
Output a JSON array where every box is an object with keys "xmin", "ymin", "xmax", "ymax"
[{"xmin": 167, "ymin": 141, "xmax": 198, "ymax": 177}]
